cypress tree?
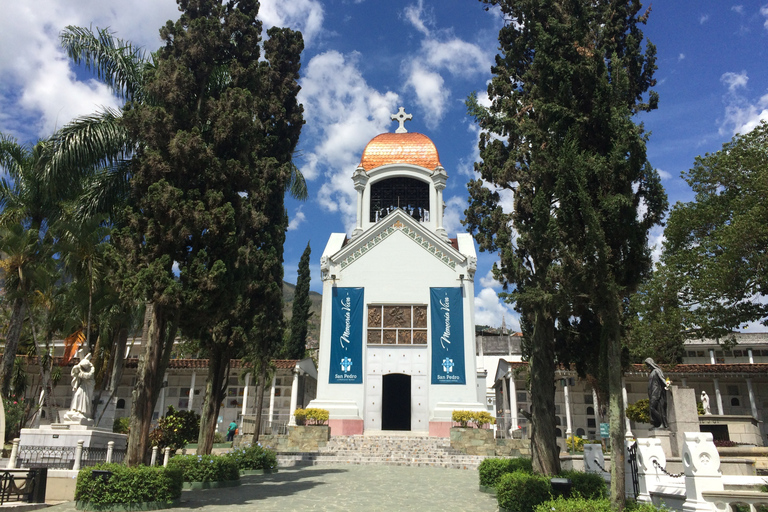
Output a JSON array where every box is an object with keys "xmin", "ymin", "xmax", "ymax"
[
  {"xmin": 118, "ymin": 0, "xmax": 303, "ymax": 462},
  {"xmin": 285, "ymin": 242, "xmax": 312, "ymax": 360},
  {"xmin": 466, "ymin": 3, "xmax": 665, "ymax": 506}
]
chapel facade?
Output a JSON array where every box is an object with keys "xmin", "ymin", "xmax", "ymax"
[{"xmin": 307, "ymin": 109, "xmax": 486, "ymax": 436}]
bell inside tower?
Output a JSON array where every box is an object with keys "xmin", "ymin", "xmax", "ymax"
[{"xmin": 369, "ymin": 177, "xmax": 429, "ymax": 223}]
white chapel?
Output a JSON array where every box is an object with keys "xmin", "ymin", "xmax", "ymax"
[{"xmin": 307, "ymin": 108, "xmax": 486, "ymax": 436}]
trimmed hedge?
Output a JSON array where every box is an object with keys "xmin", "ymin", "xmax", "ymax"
[
  {"xmin": 534, "ymin": 496, "xmax": 612, "ymax": 512},
  {"xmin": 478, "ymin": 457, "xmax": 533, "ymax": 487},
  {"xmin": 558, "ymin": 470, "xmax": 607, "ymax": 499},
  {"xmin": 497, "ymin": 471, "xmax": 552, "ymax": 512},
  {"xmin": 225, "ymin": 443, "xmax": 278, "ymax": 471},
  {"xmin": 166, "ymin": 454, "xmax": 240, "ymax": 483},
  {"xmin": 74, "ymin": 463, "xmax": 183, "ymax": 506}
]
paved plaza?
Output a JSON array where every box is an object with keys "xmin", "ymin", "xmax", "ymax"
[{"xmin": 47, "ymin": 465, "xmax": 498, "ymax": 512}]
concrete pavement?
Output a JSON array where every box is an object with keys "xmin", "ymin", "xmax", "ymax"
[{"xmin": 45, "ymin": 464, "xmax": 498, "ymax": 512}]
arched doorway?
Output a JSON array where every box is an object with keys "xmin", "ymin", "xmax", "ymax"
[{"xmin": 382, "ymin": 373, "xmax": 411, "ymax": 431}]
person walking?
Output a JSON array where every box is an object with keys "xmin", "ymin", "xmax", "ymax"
[{"xmin": 227, "ymin": 420, "xmax": 238, "ymax": 442}]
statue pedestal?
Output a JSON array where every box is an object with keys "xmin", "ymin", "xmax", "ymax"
[
  {"xmin": 648, "ymin": 428, "xmax": 672, "ymax": 458},
  {"xmin": 668, "ymin": 386, "xmax": 700, "ymax": 457},
  {"xmin": 19, "ymin": 423, "xmax": 127, "ymax": 450}
]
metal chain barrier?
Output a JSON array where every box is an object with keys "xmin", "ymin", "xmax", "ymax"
[
  {"xmin": 652, "ymin": 459, "xmax": 684, "ymax": 478},
  {"xmin": 593, "ymin": 459, "xmax": 611, "ymax": 473}
]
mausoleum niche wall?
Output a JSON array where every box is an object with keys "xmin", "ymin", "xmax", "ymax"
[
  {"xmin": 367, "ymin": 304, "xmax": 428, "ymax": 345},
  {"xmin": 369, "ymin": 177, "xmax": 430, "ymax": 223}
]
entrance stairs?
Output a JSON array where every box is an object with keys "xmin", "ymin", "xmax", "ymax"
[{"xmin": 277, "ymin": 435, "xmax": 487, "ymax": 469}]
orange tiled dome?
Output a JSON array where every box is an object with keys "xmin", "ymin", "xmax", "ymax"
[{"xmin": 360, "ymin": 132, "xmax": 441, "ymax": 170}]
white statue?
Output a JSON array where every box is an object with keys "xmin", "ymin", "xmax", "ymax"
[
  {"xmin": 700, "ymin": 390, "xmax": 711, "ymax": 415},
  {"xmin": 62, "ymin": 353, "xmax": 96, "ymax": 423}
]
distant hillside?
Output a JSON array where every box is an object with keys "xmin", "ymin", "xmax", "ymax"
[{"xmin": 282, "ymin": 281, "xmax": 322, "ymax": 342}]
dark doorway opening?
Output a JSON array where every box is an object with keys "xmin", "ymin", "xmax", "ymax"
[{"xmin": 382, "ymin": 373, "xmax": 411, "ymax": 431}]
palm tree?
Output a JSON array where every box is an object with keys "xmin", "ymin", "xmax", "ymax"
[{"xmin": 0, "ymin": 134, "xmax": 63, "ymax": 397}]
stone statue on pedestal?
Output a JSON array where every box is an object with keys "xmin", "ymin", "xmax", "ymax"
[
  {"xmin": 62, "ymin": 353, "xmax": 95, "ymax": 424},
  {"xmin": 645, "ymin": 358, "xmax": 668, "ymax": 429}
]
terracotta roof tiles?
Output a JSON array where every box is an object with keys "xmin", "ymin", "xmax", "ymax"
[{"xmin": 360, "ymin": 132, "xmax": 441, "ymax": 170}]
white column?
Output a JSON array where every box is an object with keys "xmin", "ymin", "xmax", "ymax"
[
  {"xmin": 563, "ymin": 378, "xmax": 573, "ymax": 442},
  {"xmin": 748, "ymin": 349, "xmax": 754, "ymax": 364},
  {"xmin": 508, "ymin": 375, "xmax": 517, "ymax": 433},
  {"xmin": 287, "ymin": 367, "xmax": 301, "ymax": 426},
  {"xmin": 746, "ymin": 378, "xmax": 758, "ymax": 419},
  {"xmin": 188, "ymin": 371, "xmax": 196, "ymax": 411},
  {"xmin": 681, "ymin": 378, "xmax": 687, "ymax": 387},
  {"xmin": 713, "ymin": 378, "xmax": 724, "ymax": 415},
  {"xmin": 241, "ymin": 372, "xmax": 251, "ymax": 418},
  {"xmin": 268, "ymin": 374, "xmax": 277, "ymax": 427},
  {"xmin": 432, "ymin": 167, "xmax": 448, "ymax": 239},
  {"xmin": 159, "ymin": 372, "xmax": 168, "ymax": 414},
  {"xmin": 592, "ymin": 389, "xmax": 601, "ymax": 435},
  {"xmin": 622, "ymin": 378, "xmax": 633, "ymax": 438},
  {"xmin": 352, "ymin": 168, "xmax": 367, "ymax": 237},
  {"xmin": 710, "ymin": 349, "xmax": 716, "ymax": 364}
]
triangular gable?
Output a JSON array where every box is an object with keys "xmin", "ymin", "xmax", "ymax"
[{"xmin": 333, "ymin": 209, "xmax": 465, "ymax": 271}]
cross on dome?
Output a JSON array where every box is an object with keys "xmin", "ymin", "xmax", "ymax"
[{"xmin": 391, "ymin": 107, "xmax": 413, "ymax": 133}]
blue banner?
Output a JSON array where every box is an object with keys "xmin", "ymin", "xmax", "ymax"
[
  {"xmin": 329, "ymin": 287, "xmax": 364, "ymax": 384},
  {"xmin": 431, "ymin": 287, "xmax": 465, "ymax": 384}
]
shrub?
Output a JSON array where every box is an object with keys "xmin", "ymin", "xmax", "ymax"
[
  {"xmin": 3, "ymin": 396, "xmax": 27, "ymax": 442},
  {"xmin": 294, "ymin": 408, "xmax": 329, "ymax": 426},
  {"xmin": 496, "ymin": 471, "xmax": 552, "ymax": 512},
  {"xmin": 479, "ymin": 457, "xmax": 533, "ymax": 487},
  {"xmin": 452, "ymin": 410, "xmax": 497, "ymax": 429},
  {"xmin": 558, "ymin": 470, "xmax": 607, "ymax": 499},
  {"xmin": 473, "ymin": 411, "xmax": 496, "ymax": 428},
  {"xmin": 452, "ymin": 410, "xmax": 472, "ymax": 427},
  {"xmin": 566, "ymin": 435, "xmax": 584, "ymax": 452},
  {"xmin": 625, "ymin": 500, "xmax": 668, "ymax": 511},
  {"xmin": 214, "ymin": 431, "xmax": 225, "ymax": 443},
  {"xmin": 112, "ymin": 417, "xmax": 130, "ymax": 434},
  {"xmin": 166, "ymin": 454, "xmax": 240, "ymax": 482},
  {"xmin": 226, "ymin": 443, "xmax": 277, "ymax": 471},
  {"xmin": 626, "ymin": 399, "xmax": 651, "ymax": 424},
  {"xmin": 534, "ymin": 496, "xmax": 612, "ymax": 512},
  {"xmin": 74, "ymin": 463, "xmax": 183, "ymax": 506},
  {"xmin": 149, "ymin": 406, "xmax": 200, "ymax": 451}
]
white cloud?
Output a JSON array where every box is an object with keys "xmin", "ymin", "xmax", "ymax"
[
  {"xmin": 678, "ymin": 53, "xmax": 685, "ymax": 61},
  {"xmin": 287, "ymin": 207, "xmax": 306, "ymax": 231},
  {"xmin": 700, "ymin": 14, "xmax": 710, "ymax": 24},
  {"xmin": 648, "ymin": 226, "xmax": 666, "ymax": 266},
  {"xmin": 405, "ymin": 63, "xmax": 449, "ymax": 128},
  {"xmin": 732, "ymin": 5, "xmax": 744, "ymax": 14},
  {"xmin": 721, "ymin": 71, "xmax": 748, "ymax": 92},
  {"xmin": 297, "ymin": 50, "xmax": 399, "ymax": 231},
  {"xmin": 761, "ymin": 5, "xmax": 768, "ymax": 30},
  {"xmin": 403, "ymin": 0, "xmax": 432, "ymax": 37},
  {"xmin": 719, "ymin": 71, "xmax": 768, "ymax": 135},
  {"xmin": 656, "ymin": 168, "xmax": 672, "ymax": 180},
  {"xmin": 442, "ymin": 195, "xmax": 466, "ymax": 235},
  {"xmin": 258, "ymin": 0, "xmax": 325, "ymax": 47},
  {"xmin": 474, "ymin": 287, "xmax": 520, "ymax": 330},
  {"xmin": 479, "ymin": 268, "xmax": 502, "ymax": 289}
]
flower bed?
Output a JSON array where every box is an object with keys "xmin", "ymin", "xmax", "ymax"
[{"xmin": 225, "ymin": 443, "xmax": 278, "ymax": 474}]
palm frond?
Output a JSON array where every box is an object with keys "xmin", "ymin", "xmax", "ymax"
[
  {"xmin": 0, "ymin": 133, "xmax": 30, "ymax": 178},
  {"xmin": 287, "ymin": 163, "xmax": 308, "ymax": 201},
  {"xmin": 72, "ymin": 163, "xmax": 132, "ymax": 220},
  {"xmin": 46, "ymin": 108, "xmax": 133, "ymax": 191},
  {"xmin": 60, "ymin": 25, "xmax": 148, "ymax": 102}
]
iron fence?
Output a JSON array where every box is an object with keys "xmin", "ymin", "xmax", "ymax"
[
  {"xmin": 240, "ymin": 414, "xmax": 290, "ymax": 437},
  {"xmin": 16, "ymin": 446, "xmax": 76, "ymax": 470}
]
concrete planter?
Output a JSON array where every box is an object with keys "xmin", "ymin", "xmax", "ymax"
[
  {"xmin": 450, "ymin": 427, "xmax": 496, "ymax": 456},
  {"xmin": 286, "ymin": 425, "xmax": 331, "ymax": 452}
]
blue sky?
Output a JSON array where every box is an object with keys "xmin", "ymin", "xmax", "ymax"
[{"xmin": 1, "ymin": 0, "xmax": 767, "ymax": 331}]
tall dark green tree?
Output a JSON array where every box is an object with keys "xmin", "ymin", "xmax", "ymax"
[
  {"xmin": 466, "ymin": 2, "xmax": 663, "ymax": 506},
  {"xmin": 118, "ymin": 0, "xmax": 303, "ymax": 461},
  {"xmin": 284, "ymin": 242, "xmax": 312, "ymax": 360}
]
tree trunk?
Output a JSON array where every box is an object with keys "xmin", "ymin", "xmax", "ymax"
[
  {"xmin": 197, "ymin": 347, "xmax": 229, "ymax": 455},
  {"xmin": 1, "ymin": 298, "xmax": 26, "ymax": 397},
  {"xmin": 26, "ymin": 300, "xmax": 53, "ymax": 428},
  {"xmin": 95, "ymin": 327, "xmax": 129, "ymax": 427},
  {"xmin": 126, "ymin": 303, "xmax": 177, "ymax": 466},
  {"xmin": 529, "ymin": 310, "xmax": 561, "ymax": 475},
  {"xmin": 605, "ymin": 297, "xmax": 626, "ymax": 510},
  {"xmin": 251, "ymin": 363, "xmax": 267, "ymax": 444}
]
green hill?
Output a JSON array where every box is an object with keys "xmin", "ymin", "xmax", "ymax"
[{"xmin": 282, "ymin": 281, "xmax": 322, "ymax": 344}]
